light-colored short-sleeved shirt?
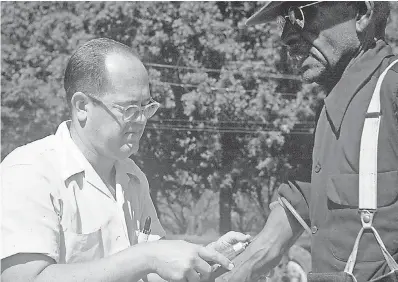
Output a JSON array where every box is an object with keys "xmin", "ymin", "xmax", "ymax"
[{"xmin": 1, "ymin": 121, "xmax": 165, "ymax": 263}]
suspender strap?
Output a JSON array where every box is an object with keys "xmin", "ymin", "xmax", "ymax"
[
  {"xmin": 359, "ymin": 58, "xmax": 398, "ymax": 210},
  {"xmin": 345, "ymin": 59, "xmax": 398, "ymax": 275}
]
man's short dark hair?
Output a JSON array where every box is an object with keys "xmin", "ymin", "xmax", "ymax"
[{"xmin": 63, "ymin": 38, "xmax": 138, "ymax": 105}]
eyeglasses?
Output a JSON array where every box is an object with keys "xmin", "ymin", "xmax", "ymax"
[
  {"xmin": 85, "ymin": 93, "xmax": 160, "ymax": 122},
  {"xmin": 277, "ymin": 1, "xmax": 322, "ymax": 31}
]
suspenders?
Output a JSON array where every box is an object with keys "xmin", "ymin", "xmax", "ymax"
[{"xmin": 344, "ymin": 59, "xmax": 398, "ymax": 278}]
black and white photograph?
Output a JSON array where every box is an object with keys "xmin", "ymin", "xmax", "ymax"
[{"xmin": 1, "ymin": 1, "xmax": 398, "ymax": 281}]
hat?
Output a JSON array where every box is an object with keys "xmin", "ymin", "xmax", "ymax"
[{"xmin": 246, "ymin": 1, "xmax": 285, "ymax": 26}]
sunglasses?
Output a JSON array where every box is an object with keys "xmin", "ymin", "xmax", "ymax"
[
  {"xmin": 277, "ymin": 1, "xmax": 323, "ymax": 30},
  {"xmin": 85, "ymin": 93, "xmax": 160, "ymax": 122}
]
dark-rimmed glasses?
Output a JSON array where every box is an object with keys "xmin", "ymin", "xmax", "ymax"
[
  {"xmin": 277, "ymin": 1, "xmax": 322, "ymax": 31},
  {"xmin": 85, "ymin": 93, "xmax": 160, "ymax": 122}
]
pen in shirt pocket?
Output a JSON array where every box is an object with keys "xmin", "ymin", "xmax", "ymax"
[{"xmin": 137, "ymin": 216, "xmax": 151, "ymax": 243}]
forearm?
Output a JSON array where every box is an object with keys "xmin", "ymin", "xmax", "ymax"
[
  {"xmin": 242, "ymin": 203, "xmax": 303, "ymax": 262},
  {"xmin": 213, "ymin": 204, "xmax": 303, "ymax": 282},
  {"xmin": 36, "ymin": 243, "xmax": 155, "ymax": 282}
]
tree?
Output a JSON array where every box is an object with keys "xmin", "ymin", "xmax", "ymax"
[{"xmin": 2, "ymin": 1, "xmax": 397, "ymax": 238}]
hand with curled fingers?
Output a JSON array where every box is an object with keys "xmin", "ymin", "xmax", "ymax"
[
  {"xmin": 148, "ymin": 240, "xmax": 234, "ymax": 282},
  {"xmin": 206, "ymin": 231, "xmax": 252, "ymax": 260}
]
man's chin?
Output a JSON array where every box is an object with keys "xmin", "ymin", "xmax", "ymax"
[{"xmin": 301, "ymin": 68, "xmax": 323, "ymax": 84}]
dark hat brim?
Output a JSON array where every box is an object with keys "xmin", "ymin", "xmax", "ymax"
[{"xmin": 245, "ymin": 2, "xmax": 285, "ymax": 26}]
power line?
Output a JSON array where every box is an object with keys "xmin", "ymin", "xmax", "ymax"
[
  {"xmin": 146, "ymin": 120, "xmax": 315, "ymax": 133},
  {"xmin": 142, "ymin": 62, "xmax": 313, "ymax": 133},
  {"xmin": 144, "ymin": 62, "xmax": 302, "ymax": 81},
  {"xmin": 145, "ymin": 125, "xmax": 313, "ymax": 135},
  {"xmin": 146, "ymin": 127, "xmax": 313, "ymax": 135},
  {"xmin": 148, "ymin": 125, "xmax": 312, "ymax": 131},
  {"xmin": 149, "ymin": 119, "xmax": 315, "ymax": 126},
  {"xmin": 151, "ymin": 80, "xmax": 300, "ymax": 97},
  {"xmin": 145, "ymin": 62, "xmax": 222, "ymax": 73}
]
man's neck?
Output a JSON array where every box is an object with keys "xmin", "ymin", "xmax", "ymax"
[
  {"xmin": 344, "ymin": 45, "xmax": 369, "ymax": 74},
  {"xmin": 69, "ymin": 121, "xmax": 115, "ymax": 184},
  {"xmin": 323, "ymin": 39, "xmax": 376, "ymax": 93}
]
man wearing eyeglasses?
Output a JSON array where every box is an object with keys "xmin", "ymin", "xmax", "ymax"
[
  {"xmin": 1, "ymin": 38, "xmax": 253, "ymax": 282},
  {"xmin": 213, "ymin": 2, "xmax": 398, "ymax": 282}
]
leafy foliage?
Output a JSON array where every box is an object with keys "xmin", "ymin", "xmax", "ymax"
[
  {"xmin": 1, "ymin": 1, "xmax": 397, "ymax": 241},
  {"xmin": 2, "ymin": 2, "xmax": 397, "ymax": 281}
]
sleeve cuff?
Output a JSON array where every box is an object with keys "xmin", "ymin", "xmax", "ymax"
[
  {"xmin": 278, "ymin": 181, "xmax": 311, "ymax": 225},
  {"xmin": 1, "ymin": 238, "xmax": 59, "ymax": 262}
]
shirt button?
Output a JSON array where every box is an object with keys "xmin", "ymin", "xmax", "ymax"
[
  {"xmin": 311, "ymin": 225, "xmax": 318, "ymax": 234},
  {"xmin": 314, "ymin": 162, "xmax": 321, "ymax": 173}
]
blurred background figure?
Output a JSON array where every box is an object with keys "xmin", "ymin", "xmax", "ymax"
[{"xmin": 286, "ymin": 261, "xmax": 307, "ymax": 282}]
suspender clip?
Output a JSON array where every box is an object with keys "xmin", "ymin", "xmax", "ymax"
[{"xmin": 360, "ymin": 209, "xmax": 375, "ymax": 229}]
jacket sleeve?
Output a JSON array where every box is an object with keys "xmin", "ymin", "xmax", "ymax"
[{"xmin": 277, "ymin": 180, "xmax": 311, "ymax": 226}]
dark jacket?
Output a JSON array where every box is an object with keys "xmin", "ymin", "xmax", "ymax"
[{"xmin": 278, "ymin": 40, "xmax": 398, "ymax": 280}]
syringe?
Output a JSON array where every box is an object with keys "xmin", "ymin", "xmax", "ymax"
[
  {"xmin": 223, "ymin": 241, "xmax": 250, "ymax": 260},
  {"xmin": 211, "ymin": 241, "xmax": 251, "ymax": 272}
]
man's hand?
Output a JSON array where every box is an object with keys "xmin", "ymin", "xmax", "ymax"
[
  {"xmin": 206, "ymin": 231, "xmax": 252, "ymax": 260},
  {"xmin": 148, "ymin": 240, "xmax": 234, "ymax": 282},
  {"xmin": 211, "ymin": 204, "xmax": 304, "ymax": 282},
  {"xmin": 216, "ymin": 243, "xmax": 281, "ymax": 282}
]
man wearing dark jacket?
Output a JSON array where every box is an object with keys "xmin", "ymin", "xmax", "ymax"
[{"xmin": 218, "ymin": 2, "xmax": 398, "ymax": 281}]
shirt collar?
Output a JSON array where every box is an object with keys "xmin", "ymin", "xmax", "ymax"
[
  {"xmin": 55, "ymin": 121, "xmax": 111, "ymax": 194},
  {"xmin": 324, "ymin": 40, "xmax": 394, "ymax": 133},
  {"xmin": 55, "ymin": 121, "xmax": 142, "ymax": 192},
  {"xmin": 55, "ymin": 120, "xmax": 86, "ymax": 181},
  {"xmin": 115, "ymin": 157, "xmax": 143, "ymax": 182}
]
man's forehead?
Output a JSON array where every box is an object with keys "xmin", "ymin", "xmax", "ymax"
[
  {"xmin": 107, "ymin": 85, "xmax": 150, "ymax": 105},
  {"xmin": 104, "ymin": 52, "xmax": 149, "ymax": 96}
]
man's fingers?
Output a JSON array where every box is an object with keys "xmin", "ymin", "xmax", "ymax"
[
  {"xmin": 198, "ymin": 247, "xmax": 234, "ymax": 271},
  {"xmin": 223, "ymin": 231, "xmax": 252, "ymax": 244},
  {"xmin": 185, "ymin": 269, "xmax": 200, "ymax": 282},
  {"xmin": 193, "ymin": 258, "xmax": 212, "ymax": 281}
]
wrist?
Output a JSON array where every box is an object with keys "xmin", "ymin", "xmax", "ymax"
[
  {"xmin": 131, "ymin": 242, "xmax": 158, "ymax": 274},
  {"xmin": 258, "ymin": 205, "xmax": 297, "ymax": 251}
]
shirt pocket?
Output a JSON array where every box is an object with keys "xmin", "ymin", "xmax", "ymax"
[
  {"xmin": 326, "ymin": 171, "xmax": 398, "ymax": 263},
  {"xmin": 61, "ymin": 214, "xmax": 112, "ymax": 264},
  {"xmin": 63, "ymin": 228, "xmax": 104, "ymax": 263}
]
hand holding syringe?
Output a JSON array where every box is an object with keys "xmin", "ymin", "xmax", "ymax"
[
  {"xmin": 214, "ymin": 241, "xmax": 250, "ymax": 260},
  {"xmin": 206, "ymin": 232, "xmax": 252, "ymax": 272}
]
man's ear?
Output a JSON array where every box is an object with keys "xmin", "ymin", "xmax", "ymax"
[
  {"xmin": 356, "ymin": 1, "xmax": 374, "ymax": 33},
  {"xmin": 70, "ymin": 92, "xmax": 89, "ymax": 122}
]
